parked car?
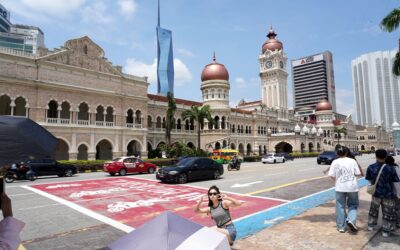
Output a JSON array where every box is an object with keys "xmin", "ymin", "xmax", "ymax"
[
  {"xmin": 317, "ymin": 151, "xmax": 337, "ymax": 165},
  {"xmin": 281, "ymin": 152, "xmax": 294, "ymax": 161},
  {"xmin": 25, "ymin": 159, "xmax": 77, "ymax": 177},
  {"xmin": 387, "ymin": 151, "xmax": 396, "ymax": 157},
  {"xmin": 261, "ymin": 153, "xmax": 285, "ymax": 164},
  {"xmin": 351, "ymin": 151, "xmax": 362, "ymax": 157},
  {"xmin": 156, "ymin": 157, "xmax": 224, "ymax": 184},
  {"xmin": 104, "ymin": 156, "xmax": 157, "ymax": 176}
]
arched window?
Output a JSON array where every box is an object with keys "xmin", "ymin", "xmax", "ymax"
[
  {"xmin": 156, "ymin": 116, "xmax": 162, "ymax": 128},
  {"xmin": 0, "ymin": 95, "xmax": 11, "ymax": 115},
  {"xmin": 105, "ymin": 106, "xmax": 113, "ymax": 123},
  {"xmin": 14, "ymin": 97, "xmax": 27, "ymax": 116},
  {"xmin": 60, "ymin": 101, "xmax": 71, "ymax": 123},
  {"xmin": 126, "ymin": 109, "xmax": 134, "ymax": 124},
  {"xmin": 135, "ymin": 110, "xmax": 142, "ymax": 124},
  {"xmin": 147, "ymin": 115, "xmax": 153, "ymax": 128},
  {"xmin": 47, "ymin": 100, "xmax": 58, "ymax": 119},
  {"xmin": 78, "ymin": 103, "xmax": 89, "ymax": 124}
]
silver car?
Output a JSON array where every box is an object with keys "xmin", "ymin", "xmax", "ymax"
[{"xmin": 261, "ymin": 153, "xmax": 285, "ymax": 164}]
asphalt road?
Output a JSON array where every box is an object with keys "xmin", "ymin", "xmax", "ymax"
[{"xmin": 5, "ymin": 154, "xmax": 399, "ymax": 249}]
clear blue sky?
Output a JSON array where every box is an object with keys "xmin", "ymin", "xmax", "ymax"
[{"xmin": 2, "ymin": 0, "xmax": 400, "ymax": 115}]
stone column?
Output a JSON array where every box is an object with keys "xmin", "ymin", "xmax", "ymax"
[
  {"xmin": 10, "ymin": 100, "xmax": 15, "ymax": 116},
  {"xmin": 57, "ymin": 105, "xmax": 62, "ymax": 123}
]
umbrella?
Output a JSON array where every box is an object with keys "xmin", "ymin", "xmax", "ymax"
[
  {"xmin": 0, "ymin": 115, "xmax": 58, "ymax": 165},
  {"xmin": 107, "ymin": 211, "xmax": 231, "ymax": 250}
]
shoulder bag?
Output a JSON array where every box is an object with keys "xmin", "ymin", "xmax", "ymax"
[{"xmin": 367, "ymin": 164, "xmax": 386, "ymax": 195}]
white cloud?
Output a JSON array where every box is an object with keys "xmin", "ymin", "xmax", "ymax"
[
  {"xmin": 2, "ymin": 0, "xmax": 85, "ymax": 20},
  {"xmin": 177, "ymin": 48, "xmax": 195, "ymax": 57},
  {"xmin": 235, "ymin": 77, "xmax": 246, "ymax": 88},
  {"xmin": 124, "ymin": 58, "xmax": 192, "ymax": 86},
  {"xmin": 336, "ymin": 88, "xmax": 354, "ymax": 115},
  {"xmin": 234, "ymin": 77, "xmax": 258, "ymax": 88},
  {"xmin": 117, "ymin": 0, "xmax": 137, "ymax": 18},
  {"xmin": 81, "ymin": 2, "xmax": 113, "ymax": 24}
]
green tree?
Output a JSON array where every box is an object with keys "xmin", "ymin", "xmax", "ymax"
[
  {"xmin": 381, "ymin": 7, "xmax": 400, "ymax": 75},
  {"xmin": 165, "ymin": 92, "xmax": 176, "ymax": 147},
  {"xmin": 181, "ymin": 105, "xmax": 214, "ymax": 150},
  {"xmin": 334, "ymin": 127, "xmax": 347, "ymax": 148}
]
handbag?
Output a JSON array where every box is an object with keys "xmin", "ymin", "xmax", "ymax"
[{"xmin": 367, "ymin": 164, "xmax": 386, "ymax": 195}]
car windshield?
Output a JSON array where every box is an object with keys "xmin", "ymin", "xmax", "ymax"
[
  {"xmin": 112, "ymin": 158, "xmax": 122, "ymax": 162},
  {"xmin": 176, "ymin": 158, "xmax": 196, "ymax": 167},
  {"xmin": 322, "ymin": 151, "xmax": 335, "ymax": 155},
  {"xmin": 265, "ymin": 154, "xmax": 274, "ymax": 157}
]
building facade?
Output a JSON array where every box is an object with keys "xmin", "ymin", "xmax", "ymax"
[
  {"xmin": 0, "ymin": 32, "xmax": 390, "ymax": 160},
  {"xmin": 292, "ymin": 51, "xmax": 336, "ymax": 116},
  {"xmin": 352, "ymin": 50, "xmax": 400, "ymax": 129},
  {"xmin": 0, "ymin": 3, "xmax": 11, "ymax": 33}
]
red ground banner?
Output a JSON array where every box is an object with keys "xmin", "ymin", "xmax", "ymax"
[{"xmin": 31, "ymin": 177, "xmax": 284, "ymax": 228}]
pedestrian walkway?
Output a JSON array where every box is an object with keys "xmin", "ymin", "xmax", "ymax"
[{"xmin": 233, "ymin": 186, "xmax": 399, "ymax": 250}]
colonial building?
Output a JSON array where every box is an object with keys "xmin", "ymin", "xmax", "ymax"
[{"xmin": 0, "ymin": 29, "xmax": 390, "ymax": 160}]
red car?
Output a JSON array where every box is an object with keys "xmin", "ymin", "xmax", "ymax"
[{"xmin": 103, "ymin": 156, "xmax": 157, "ymax": 176}]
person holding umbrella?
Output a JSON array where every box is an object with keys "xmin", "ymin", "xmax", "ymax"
[{"xmin": 194, "ymin": 185, "xmax": 244, "ymax": 245}]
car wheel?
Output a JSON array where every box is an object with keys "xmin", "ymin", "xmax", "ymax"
[
  {"xmin": 228, "ymin": 165, "xmax": 232, "ymax": 171},
  {"xmin": 148, "ymin": 167, "xmax": 155, "ymax": 174},
  {"xmin": 214, "ymin": 170, "xmax": 221, "ymax": 180},
  {"xmin": 237, "ymin": 166, "xmax": 240, "ymax": 171},
  {"xmin": 5, "ymin": 174, "xmax": 14, "ymax": 183},
  {"xmin": 178, "ymin": 173, "xmax": 188, "ymax": 184},
  {"xmin": 119, "ymin": 169, "xmax": 127, "ymax": 176},
  {"xmin": 64, "ymin": 169, "xmax": 74, "ymax": 177},
  {"xmin": 317, "ymin": 161, "xmax": 321, "ymax": 165},
  {"xmin": 109, "ymin": 173, "xmax": 116, "ymax": 176},
  {"xmin": 274, "ymin": 160, "xmax": 276, "ymax": 164}
]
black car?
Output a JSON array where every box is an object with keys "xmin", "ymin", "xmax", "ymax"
[
  {"xmin": 281, "ymin": 152, "xmax": 294, "ymax": 161},
  {"xmin": 25, "ymin": 159, "xmax": 77, "ymax": 177},
  {"xmin": 317, "ymin": 151, "xmax": 337, "ymax": 165},
  {"xmin": 156, "ymin": 157, "xmax": 224, "ymax": 184}
]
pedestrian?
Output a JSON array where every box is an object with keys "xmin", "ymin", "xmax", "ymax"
[
  {"xmin": 194, "ymin": 185, "xmax": 244, "ymax": 245},
  {"xmin": 0, "ymin": 193, "xmax": 25, "ymax": 250},
  {"xmin": 366, "ymin": 150, "xmax": 400, "ymax": 237},
  {"xmin": 392, "ymin": 157, "xmax": 400, "ymax": 228},
  {"xmin": 323, "ymin": 147, "xmax": 363, "ymax": 177},
  {"xmin": 328, "ymin": 147, "xmax": 362, "ymax": 233}
]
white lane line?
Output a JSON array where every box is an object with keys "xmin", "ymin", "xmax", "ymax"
[
  {"xmin": 21, "ymin": 185, "xmax": 134, "ymax": 233},
  {"xmin": 9, "ymin": 193, "xmax": 33, "ymax": 197},
  {"xmin": 18, "ymin": 203, "xmax": 62, "ymax": 211}
]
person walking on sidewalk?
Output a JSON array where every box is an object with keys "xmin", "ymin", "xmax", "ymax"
[
  {"xmin": 391, "ymin": 156, "xmax": 400, "ymax": 229},
  {"xmin": 194, "ymin": 185, "xmax": 244, "ymax": 245},
  {"xmin": 328, "ymin": 147, "xmax": 362, "ymax": 233},
  {"xmin": 366, "ymin": 150, "xmax": 399, "ymax": 237}
]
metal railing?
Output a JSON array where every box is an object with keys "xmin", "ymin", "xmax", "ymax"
[
  {"xmin": 77, "ymin": 120, "xmax": 89, "ymax": 126},
  {"xmin": 105, "ymin": 122, "xmax": 114, "ymax": 127},
  {"xmin": 60, "ymin": 118, "xmax": 70, "ymax": 124},
  {"xmin": 46, "ymin": 118, "xmax": 58, "ymax": 124},
  {"xmin": 95, "ymin": 121, "xmax": 104, "ymax": 126}
]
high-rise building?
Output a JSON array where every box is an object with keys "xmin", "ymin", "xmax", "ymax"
[
  {"xmin": 156, "ymin": 0, "xmax": 174, "ymax": 96},
  {"xmin": 352, "ymin": 50, "xmax": 400, "ymax": 128},
  {"xmin": 0, "ymin": 3, "xmax": 11, "ymax": 33},
  {"xmin": 291, "ymin": 51, "xmax": 336, "ymax": 115},
  {"xmin": 0, "ymin": 3, "xmax": 44, "ymax": 54}
]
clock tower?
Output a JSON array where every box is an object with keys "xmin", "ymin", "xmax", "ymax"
[{"xmin": 259, "ymin": 26, "xmax": 288, "ymax": 109}]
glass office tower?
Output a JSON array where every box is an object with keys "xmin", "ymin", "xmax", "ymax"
[{"xmin": 157, "ymin": 26, "xmax": 174, "ymax": 95}]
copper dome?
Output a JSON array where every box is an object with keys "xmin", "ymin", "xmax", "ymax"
[
  {"xmin": 315, "ymin": 99, "xmax": 333, "ymax": 111},
  {"xmin": 262, "ymin": 26, "xmax": 283, "ymax": 53},
  {"xmin": 201, "ymin": 53, "xmax": 229, "ymax": 82}
]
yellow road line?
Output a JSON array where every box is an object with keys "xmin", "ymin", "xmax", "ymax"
[{"xmin": 246, "ymin": 175, "xmax": 329, "ymax": 195}]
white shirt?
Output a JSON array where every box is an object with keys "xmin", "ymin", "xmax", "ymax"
[
  {"xmin": 328, "ymin": 157, "xmax": 361, "ymax": 192},
  {"xmin": 0, "ymin": 217, "xmax": 25, "ymax": 250}
]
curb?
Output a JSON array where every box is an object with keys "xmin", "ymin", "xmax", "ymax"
[{"xmin": 78, "ymin": 169, "xmax": 104, "ymax": 173}]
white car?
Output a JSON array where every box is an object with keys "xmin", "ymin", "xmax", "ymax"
[{"xmin": 261, "ymin": 153, "xmax": 285, "ymax": 164}]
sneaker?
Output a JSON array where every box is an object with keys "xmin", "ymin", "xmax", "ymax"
[
  {"xmin": 338, "ymin": 228, "xmax": 345, "ymax": 233},
  {"xmin": 347, "ymin": 221, "xmax": 358, "ymax": 232},
  {"xmin": 367, "ymin": 226, "xmax": 374, "ymax": 231},
  {"xmin": 382, "ymin": 232, "xmax": 389, "ymax": 237}
]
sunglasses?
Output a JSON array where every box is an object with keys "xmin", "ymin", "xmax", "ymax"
[{"xmin": 208, "ymin": 192, "xmax": 218, "ymax": 196}]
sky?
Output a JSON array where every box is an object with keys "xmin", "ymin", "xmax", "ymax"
[{"xmin": 2, "ymin": 0, "xmax": 400, "ymax": 116}]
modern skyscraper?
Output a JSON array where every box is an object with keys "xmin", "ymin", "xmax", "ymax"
[
  {"xmin": 352, "ymin": 50, "xmax": 400, "ymax": 128},
  {"xmin": 0, "ymin": 3, "xmax": 11, "ymax": 33},
  {"xmin": 291, "ymin": 51, "xmax": 336, "ymax": 115},
  {"xmin": 0, "ymin": 3, "xmax": 44, "ymax": 54},
  {"xmin": 156, "ymin": 0, "xmax": 174, "ymax": 96}
]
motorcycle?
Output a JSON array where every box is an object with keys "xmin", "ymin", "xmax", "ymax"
[
  {"xmin": 4, "ymin": 163, "xmax": 37, "ymax": 183},
  {"xmin": 227, "ymin": 159, "xmax": 241, "ymax": 171}
]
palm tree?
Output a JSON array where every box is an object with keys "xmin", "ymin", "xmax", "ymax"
[
  {"xmin": 380, "ymin": 7, "xmax": 400, "ymax": 75},
  {"xmin": 181, "ymin": 105, "xmax": 213, "ymax": 150},
  {"xmin": 334, "ymin": 127, "xmax": 347, "ymax": 148},
  {"xmin": 165, "ymin": 92, "xmax": 176, "ymax": 146}
]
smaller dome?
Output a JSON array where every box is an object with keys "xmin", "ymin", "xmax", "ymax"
[
  {"xmin": 262, "ymin": 26, "xmax": 283, "ymax": 53},
  {"xmin": 318, "ymin": 127, "xmax": 323, "ymax": 134},
  {"xmin": 392, "ymin": 121, "xmax": 400, "ymax": 128},
  {"xmin": 316, "ymin": 99, "xmax": 333, "ymax": 111},
  {"xmin": 294, "ymin": 123, "xmax": 301, "ymax": 132},
  {"xmin": 302, "ymin": 126, "xmax": 308, "ymax": 133},
  {"xmin": 201, "ymin": 53, "xmax": 229, "ymax": 82},
  {"xmin": 311, "ymin": 126, "xmax": 317, "ymax": 134}
]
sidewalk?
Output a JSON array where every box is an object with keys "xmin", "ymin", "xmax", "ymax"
[{"xmin": 233, "ymin": 187, "xmax": 399, "ymax": 250}]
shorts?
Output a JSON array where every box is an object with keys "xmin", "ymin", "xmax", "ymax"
[{"xmin": 223, "ymin": 223, "xmax": 237, "ymax": 242}]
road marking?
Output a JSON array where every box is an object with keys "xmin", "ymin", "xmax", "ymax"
[
  {"xmin": 231, "ymin": 181, "xmax": 264, "ymax": 188},
  {"xmin": 21, "ymin": 185, "xmax": 134, "ymax": 233},
  {"xmin": 245, "ymin": 175, "xmax": 329, "ymax": 195}
]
